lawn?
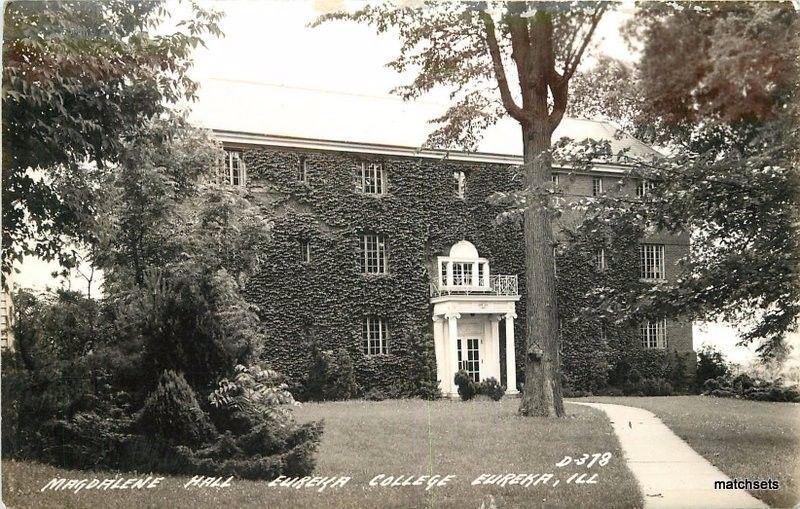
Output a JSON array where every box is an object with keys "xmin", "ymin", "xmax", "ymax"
[
  {"xmin": 2, "ymin": 399, "xmax": 642, "ymax": 508},
  {"xmin": 581, "ymin": 395, "xmax": 800, "ymax": 508}
]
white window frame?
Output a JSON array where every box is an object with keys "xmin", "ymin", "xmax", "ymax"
[
  {"xmin": 363, "ymin": 316, "xmax": 389, "ymax": 355},
  {"xmin": 551, "ymin": 173, "xmax": 564, "ymax": 206},
  {"xmin": 451, "ymin": 262, "xmax": 474, "ymax": 286},
  {"xmin": 636, "ymin": 179, "xmax": 652, "ymax": 198},
  {"xmin": 222, "ymin": 150, "xmax": 246, "ymax": 187},
  {"xmin": 355, "ymin": 162, "xmax": 386, "ymax": 195},
  {"xmin": 594, "ymin": 248, "xmax": 607, "ymax": 272},
  {"xmin": 300, "ymin": 240, "xmax": 311, "ymax": 263},
  {"xmin": 361, "ymin": 233, "xmax": 388, "ymax": 274},
  {"xmin": 298, "ymin": 157, "xmax": 309, "ymax": 183},
  {"xmin": 592, "ymin": 177, "xmax": 603, "ymax": 197},
  {"xmin": 640, "ymin": 243, "xmax": 666, "ymax": 281},
  {"xmin": 454, "ymin": 170, "xmax": 467, "ymax": 199},
  {"xmin": 640, "ymin": 319, "xmax": 667, "ymax": 349}
]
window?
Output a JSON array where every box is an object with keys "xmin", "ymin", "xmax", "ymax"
[
  {"xmin": 355, "ymin": 162, "xmax": 386, "ymax": 195},
  {"xmin": 594, "ymin": 248, "xmax": 607, "ymax": 272},
  {"xmin": 553, "ymin": 246, "xmax": 558, "ymax": 276},
  {"xmin": 640, "ymin": 319, "xmax": 667, "ymax": 349},
  {"xmin": 360, "ymin": 234, "xmax": 387, "ymax": 274},
  {"xmin": 299, "ymin": 240, "xmax": 311, "ymax": 263},
  {"xmin": 636, "ymin": 179, "xmax": 652, "ymax": 197},
  {"xmin": 452, "ymin": 262, "xmax": 473, "ymax": 286},
  {"xmin": 222, "ymin": 150, "xmax": 246, "ymax": 186},
  {"xmin": 454, "ymin": 171, "xmax": 467, "ymax": 199},
  {"xmin": 592, "ymin": 177, "xmax": 603, "ymax": 197},
  {"xmin": 551, "ymin": 173, "xmax": 564, "ymax": 206},
  {"xmin": 298, "ymin": 157, "xmax": 308, "ymax": 183},
  {"xmin": 640, "ymin": 244, "xmax": 665, "ymax": 281},
  {"xmin": 362, "ymin": 316, "xmax": 389, "ymax": 355},
  {"xmin": 457, "ymin": 338, "xmax": 480, "ymax": 382}
]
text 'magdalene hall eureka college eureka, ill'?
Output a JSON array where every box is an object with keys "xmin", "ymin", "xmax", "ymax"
[{"xmin": 199, "ymin": 83, "xmax": 694, "ymax": 398}]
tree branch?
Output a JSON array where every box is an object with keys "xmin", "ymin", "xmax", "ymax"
[
  {"xmin": 479, "ymin": 10, "xmax": 528, "ymax": 124},
  {"xmin": 563, "ymin": 4, "xmax": 606, "ymax": 80}
]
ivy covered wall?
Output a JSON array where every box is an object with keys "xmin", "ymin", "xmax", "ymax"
[{"xmin": 237, "ymin": 146, "xmax": 694, "ymax": 395}]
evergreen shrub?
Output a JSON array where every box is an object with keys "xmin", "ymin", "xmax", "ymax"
[{"xmin": 454, "ymin": 370, "xmax": 477, "ymax": 401}]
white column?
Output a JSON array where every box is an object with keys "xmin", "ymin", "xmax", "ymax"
[
  {"xmin": 446, "ymin": 312, "xmax": 460, "ymax": 397},
  {"xmin": 446, "ymin": 261, "xmax": 453, "ymax": 287},
  {"xmin": 505, "ymin": 312, "xmax": 518, "ymax": 394},
  {"xmin": 471, "ymin": 262, "xmax": 479, "ymax": 286},
  {"xmin": 432, "ymin": 315, "xmax": 446, "ymax": 395},
  {"xmin": 488, "ymin": 315, "xmax": 502, "ymax": 380}
]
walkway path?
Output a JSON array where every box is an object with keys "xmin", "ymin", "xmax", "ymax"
[{"xmin": 571, "ymin": 401, "xmax": 767, "ymax": 509}]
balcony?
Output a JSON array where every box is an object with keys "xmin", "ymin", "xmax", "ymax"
[{"xmin": 430, "ymin": 274, "xmax": 519, "ymax": 298}]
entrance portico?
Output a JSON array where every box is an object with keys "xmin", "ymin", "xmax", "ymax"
[{"xmin": 430, "ymin": 241, "xmax": 520, "ymax": 397}]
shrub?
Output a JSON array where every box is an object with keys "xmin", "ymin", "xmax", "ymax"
[
  {"xmin": 305, "ymin": 346, "xmax": 359, "ymax": 401},
  {"xmin": 364, "ymin": 388, "xmax": 387, "ymax": 401},
  {"xmin": 137, "ymin": 370, "xmax": 217, "ymax": 446},
  {"xmin": 476, "ymin": 377, "xmax": 505, "ymax": 401},
  {"xmin": 732, "ymin": 373, "xmax": 756, "ymax": 392},
  {"xmin": 454, "ymin": 370, "xmax": 477, "ymax": 401},
  {"xmin": 703, "ymin": 377, "xmax": 721, "ymax": 392},
  {"xmin": 696, "ymin": 346, "xmax": 730, "ymax": 388},
  {"xmin": 209, "ymin": 364, "xmax": 297, "ymax": 433},
  {"xmin": 702, "ymin": 372, "xmax": 800, "ymax": 403},
  {"xmin": 416, "ymin": 379, "xmax": 442, "ymax": 400},
  {"xmin": 563, "ymin": 388, "xmax": 594, "ymax": 398},
  {"xmin": 665, "ymin": 352, "xmax": 690, "ymax": 393},
  {"xmin": 639, "ymin": 378, "xmax": 674, "ymax": 396}
]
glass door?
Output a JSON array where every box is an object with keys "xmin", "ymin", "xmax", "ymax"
[{"xmin": 457, "ymin": 338, "xmax": 481, "ymax": 382}]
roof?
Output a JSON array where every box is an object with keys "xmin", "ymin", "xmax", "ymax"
[{"xmin": 191, "ymin": 78, "xmax": 660, "ymax": 164}]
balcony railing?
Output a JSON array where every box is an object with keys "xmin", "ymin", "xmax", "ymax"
[{"xmin": 430, "ymin": 274, "xmax": 519, "ymax": 298}]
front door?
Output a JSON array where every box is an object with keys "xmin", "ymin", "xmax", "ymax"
[{"xmin": 457, "ymin": 337, "xmax": 481, "ymax": 382}]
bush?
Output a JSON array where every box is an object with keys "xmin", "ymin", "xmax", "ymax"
[
  {"xmin": 703, "ymin": 377, "xmax": 722, "ymax": 392},
  {"xmin": 364, "ymin": 387, "xmax": 387, "ymax": 401},
  {"xmin": 305, "ymin": 346, "xmax": 359, "ymax": 401},
  {"xmin": 701, "ymin": 372, "xmax": 800, "ymax": 403},
  {"xmin": 639, "ymin": 378, "xmax": 674, "ymax": 396},
  {"xmin": 476, "ymin": 377, "xmax": 505, "ymax": 401},
  {"xmin": 454, "ymin": 370, "xmax": 477, "ymax": 401},
  {"xmin": 136, "ymin": 370, "xmax": 217, "ymax": 446},
  {"xmin": 416, "ymin": 378, "xmax": 442, "ymax": 400},
  {"xmin": 696, "ymin": 346, "xmax": 730, "ymax": 388}
]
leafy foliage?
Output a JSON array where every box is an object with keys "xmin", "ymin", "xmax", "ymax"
[
  {"xmin": 209, "ymin": 363, "xmax": 297, "ymax": 434},
  {"xmin": 703, "ymin": 375, "xmax": 800, "ymax": 403},
  {"xmin": 2, "ymin": 0, "xmax": 222, "ymax": 276},
  {"xmin": 305, "ymin": 346, "xmax": 360, "ymax": 401},
  {"xmin": 696, "ymin": 345, "xmax": 730, "ymax": 387},
  {"xmin": 476, "ymin": 377, "xmax": 506, "ymax": 401},
  {"xmin": 565, "ymin": 2, "xmax": 800, "ymax": 358}
]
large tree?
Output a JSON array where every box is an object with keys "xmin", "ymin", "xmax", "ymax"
[
  {"xmin": 568, "ymin": 1, "xmax": 799, "ymax": 359},
  {"xmin": 318, "ymin": 1, "xmax": 608, "ymax": 416},
  {"xmin": 2, "ymin": 0, "xmax": 222, "ymax": 277}
]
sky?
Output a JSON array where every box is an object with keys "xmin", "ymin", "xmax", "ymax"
[{"xmin": 14, "ymin": 0, "xmax": 779, "ymax": 365}]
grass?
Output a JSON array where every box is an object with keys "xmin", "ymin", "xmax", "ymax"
[
  {"xmin": 2, "ymin": 398, "xmax": 641, "ymax": 508},
  {"xmin": 581, "ymin": 395, "xmax": 800, "ymax": 508}
]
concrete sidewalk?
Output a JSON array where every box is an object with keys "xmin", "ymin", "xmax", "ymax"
[{"xmin": 571, "ymin": 401, "xmax": 768, "ymax": 509}]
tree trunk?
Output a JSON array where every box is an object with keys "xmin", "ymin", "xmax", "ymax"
[{"xmin": 518, "ymin": 125, "xmax": 565, "ymax": 417}]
